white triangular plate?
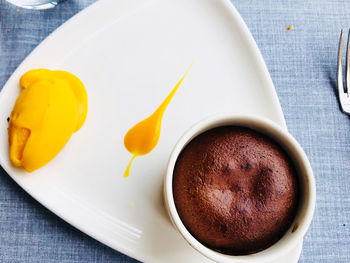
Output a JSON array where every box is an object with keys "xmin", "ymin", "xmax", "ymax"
[{"xmin": 0, "ymin": 0, "xmax": 302, "ymax": 262}]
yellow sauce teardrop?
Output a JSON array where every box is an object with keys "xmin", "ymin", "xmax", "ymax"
[
  {"xmin": 123, "ymin": 155, "xmax": 137, "ymax": 178},
  {"xmin": 123, "ymin": 64, "xmax": 193, "ymax": 177}
]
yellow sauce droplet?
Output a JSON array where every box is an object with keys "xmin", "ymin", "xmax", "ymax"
[
  {"xmin": 123, "ymin": 155, "xmax": 137, "ymax": 178},
  {"xmin": 123, "ymin": 63, "xmax": 193, "ymax": 177}
]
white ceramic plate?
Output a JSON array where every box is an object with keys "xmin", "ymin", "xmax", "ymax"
[{"xmin": 0, "ymin": 0, "xmax": 303, "ymax": 262}]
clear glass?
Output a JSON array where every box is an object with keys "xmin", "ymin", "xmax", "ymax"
[{"xmin": 5, "ymin": 0, "xmax": 65, "ymax": 9}]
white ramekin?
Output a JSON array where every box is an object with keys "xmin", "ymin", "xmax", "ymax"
[{"xmin": 164, "ymin": 114, "xmax": 316, "ymax": 263}]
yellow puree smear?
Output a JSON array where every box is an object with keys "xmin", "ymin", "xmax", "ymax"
[
  {"xmin": 8, "ymin": 69, "xmax": 88, "ymax": 172},
  {"xmin": 123, "ymin": 64, "xmax": 193, "ymax": 178}
]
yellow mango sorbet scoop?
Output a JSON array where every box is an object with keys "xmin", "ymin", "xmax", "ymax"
[{"xmin": 8, "ymin": 69, "xmax": 88, "ymax": 172}]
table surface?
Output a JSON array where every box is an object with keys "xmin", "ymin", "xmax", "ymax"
[{"xmin": 1, "ymin": 0, "xmax": 349, "ymax": 262}]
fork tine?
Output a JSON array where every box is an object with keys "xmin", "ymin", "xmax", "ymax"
[
  {"xmin": 338, "ymin": 30, "xmax": 345, "ymax": 101},
  {"xmin": 346, "ymin": 29, "xmax": 350, "ymax": 96},
  {"xmin": 338, "ymin": 29, "xmax": 344, "ymax": 91},
  {"xmin": 337, "ymin": 30, "xmax": 350, "ymax": 114}
]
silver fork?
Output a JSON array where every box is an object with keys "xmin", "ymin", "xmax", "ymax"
[{"xmin": 337, "ymin": 29, "xmax": 350, "ymax": 114}]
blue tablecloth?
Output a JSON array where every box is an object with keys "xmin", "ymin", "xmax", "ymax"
[{"xmin": 1, "ymin": 0, "xmax": 349, "ymax": 262}]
